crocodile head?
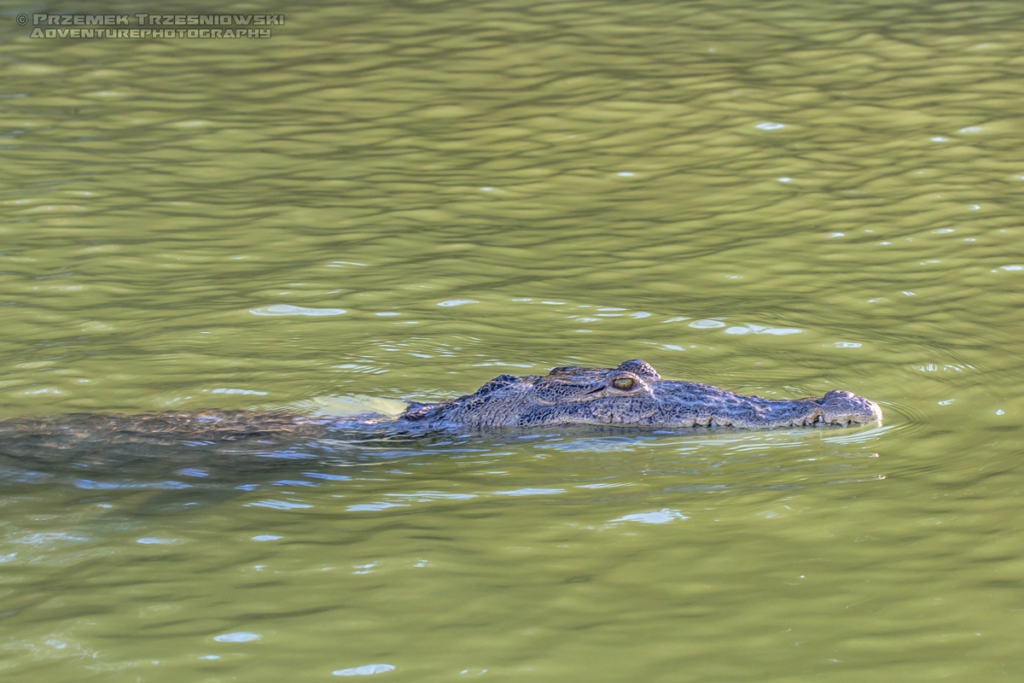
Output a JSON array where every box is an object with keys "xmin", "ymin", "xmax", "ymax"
[{"xmin": 399, "ymin": 359, "xmax": 882, "ymax": 430}]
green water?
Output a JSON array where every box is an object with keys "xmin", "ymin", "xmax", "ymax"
[{"xmin": 2, "ymin": 0, "xmax": 1024, "ymax": 680}]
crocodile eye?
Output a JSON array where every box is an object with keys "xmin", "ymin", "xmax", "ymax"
[{"xmin": 612, "ymin": 377, "xmax": 635, "ymax": 391}]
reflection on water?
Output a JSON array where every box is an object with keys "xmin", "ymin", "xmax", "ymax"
[{"xmin": 2, "ymin": 0, "xmax": 1024, "ymax": 680}]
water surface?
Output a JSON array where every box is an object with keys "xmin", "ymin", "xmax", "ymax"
[{"xmin": 1, "ymin": 1, "xmax": 1023, "ymax": 680}]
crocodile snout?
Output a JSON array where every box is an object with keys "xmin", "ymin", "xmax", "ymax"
[{"xmin": 819, "ymin": 389, "xmax": 882, "ymax": 424}]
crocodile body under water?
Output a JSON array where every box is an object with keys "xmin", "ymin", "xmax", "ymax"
[{"xmin": 0, "ymin": 360, "xmax": 881, "ymax": 452}]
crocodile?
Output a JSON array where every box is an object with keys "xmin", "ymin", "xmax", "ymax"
[{"xmin": 0, "ymin": 360, "xmax": 881, "ymax": 451}]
